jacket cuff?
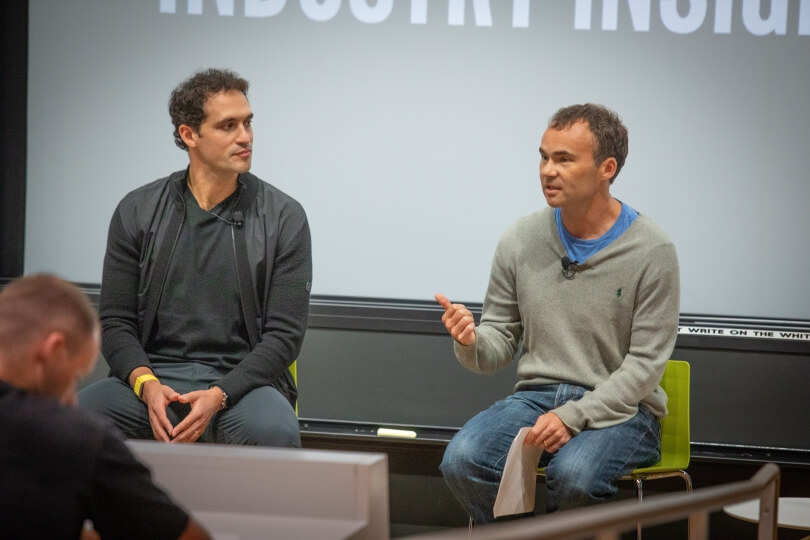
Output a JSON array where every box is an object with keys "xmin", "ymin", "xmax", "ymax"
[{"xmin": 106, "ymin": 345, "xmax": 152, "ymax": 384}]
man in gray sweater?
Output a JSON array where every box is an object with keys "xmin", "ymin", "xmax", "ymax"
[{"xmin": 436, "ymin": 103, "xmax": 680, "ymax": 524}]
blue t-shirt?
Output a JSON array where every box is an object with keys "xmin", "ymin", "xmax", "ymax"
[{"xmin": 556, "ymin": 202, "xmax": 639, "ymax": 264}]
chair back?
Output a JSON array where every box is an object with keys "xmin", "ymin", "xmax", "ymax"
[
  {"xmin": 635, "ymin": 360, "xmax": 691, "ymax": 472},
  {"xmin": 290, "ymin": 360, "xmax": 298, "ymax": 415}
]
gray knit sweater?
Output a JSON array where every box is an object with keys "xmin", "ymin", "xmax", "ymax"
[{"xmin": 454, "ymin": 207, "xmax": 680, "ymax": 434}]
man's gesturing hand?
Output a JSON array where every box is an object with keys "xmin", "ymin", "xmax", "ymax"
[{"xmin": 435, "ymin": 293, "xmax": 476, "ymax": 346}]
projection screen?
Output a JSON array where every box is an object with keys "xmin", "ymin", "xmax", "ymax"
[{"xmin": 26, "ymin": 0, "xmax": 810, "ymax": 320}]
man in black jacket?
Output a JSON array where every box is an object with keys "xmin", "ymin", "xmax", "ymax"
[
  {"xmin": 79, "ymin": 68, "xmax": 312, "ymax": 447},
  {"xmin": 0, "ymin": 274, "xmax": 210, "ymax": 539}
]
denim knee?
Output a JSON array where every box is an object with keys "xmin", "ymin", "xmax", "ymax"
[
  {"xmin": 439, "ymin": 440, "xmax": 463, "ymax": 486},
  {"xmin": 546, "ymin": 456, "xmax": 611, "ymax": 511},
  {"xmin": 439, "ymin": 429, "xmax": 481, "ymax": 482}
]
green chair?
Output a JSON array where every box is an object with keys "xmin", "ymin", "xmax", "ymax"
[
  {"xmin": 621, "ymin": 359, "xmax": 692, "ymax": 538},
  {"xmin": 290, "ymin": 360, "xmax": 298, "ymax": 416},
  {"xmin": 538, "ymin": 360, "xmax": 692, "ymax": 539}
]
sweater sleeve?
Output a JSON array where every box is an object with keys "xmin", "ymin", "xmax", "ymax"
[
  {"xmin": 454, "ymin": 231, "xmax": 523, "ymax": 374},
  {"xmin": 99, "ymin": 203, "xmax": 153, "ymax": 382},
  {"xmin": 553, "ymin": 242, "xmax": 680, "ymax": 434},
  {"xmin": 213, "ymin": 204, "xmax": 312, "ymax": 403}
]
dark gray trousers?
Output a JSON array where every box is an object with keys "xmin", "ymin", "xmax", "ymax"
[{"xmin": 78, "ymin": 362, "xmax": 300, "ymax": 447}]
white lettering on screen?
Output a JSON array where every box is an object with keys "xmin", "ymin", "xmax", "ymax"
[
  {"xmin": 158, "ymin": 0, "xmax": 810, "ymax": 35},
  {"xmin": 245, "ymin": 0, "xmax": 286, "ymax": 18},
  {"xmin": 350, "ymin": 0, "xmax": 394, "ymax": 24},
  {"xmin": 160, "ymin": 0, "xmax": 527, "ymax": 26},
  {"xmin": 574, "ymin": 0, "xmax": 806, "ymax": 35}
]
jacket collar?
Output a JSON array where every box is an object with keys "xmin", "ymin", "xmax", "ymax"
[{"xmin": 168, "ymin": 168, "xmax": 258, "ymax": 212}]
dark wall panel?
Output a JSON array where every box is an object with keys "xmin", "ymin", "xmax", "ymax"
[
  {"xmin": 297, "ymin": 328, "xmax": 518, "ymax": 428},
  {"xmin": 298, "ymin": 305, "xmax": 810, "ymax": 456},
  {"xmin": 676, "ymin": 346, "xmax": 810, "ymax": 451}
]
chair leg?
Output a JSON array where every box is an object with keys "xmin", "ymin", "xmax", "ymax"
[
  {"xmin": 635, "ymin": 478, "xmax": 644, "ymax": 540},
  {"xmin": 680, "ymin": 471, "xmax": 694, "ymax": 540},
  {"xmin": 468, "ymin": 516, "xmax": 473, "ymax": 536}
]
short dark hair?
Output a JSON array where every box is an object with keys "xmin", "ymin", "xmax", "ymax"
[
  {"xmin": 0, "ymin": 275, "xmax": 98, "ymax": 359},
  {"xmin": 169, "ymin": 68, "xmax": 250, "ymax": 151},
  {"xmin": 549, "ymin": 103, "xmax": 628, "ymax": 183}
]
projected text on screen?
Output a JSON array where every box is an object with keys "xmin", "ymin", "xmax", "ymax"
[{"xmin": 159, "ymin": 0, "xmax": 810, "ymax": 35}]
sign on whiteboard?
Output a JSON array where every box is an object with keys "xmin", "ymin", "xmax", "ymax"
[{"xmin": 678, "ymin": 326, "xmax": 810, "ymax": 341}]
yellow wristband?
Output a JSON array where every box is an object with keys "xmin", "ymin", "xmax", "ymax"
[{"xmin": 133, "ymin": 374, "xmax": 159, "ymax": 399}]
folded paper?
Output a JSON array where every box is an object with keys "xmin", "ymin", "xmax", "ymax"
[{"xmin": 493, "ymin": 426, "xmax": 544, "ymax": 518}]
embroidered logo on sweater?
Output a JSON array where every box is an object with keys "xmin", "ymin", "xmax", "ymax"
[{"xmin": 616, "ymin": 288, "xmax": 622, "ymax": 298}]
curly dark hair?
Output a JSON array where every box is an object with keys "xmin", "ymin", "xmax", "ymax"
[
  {"xmin": 169, "ymin": 68, "xmax": 250, "ymax": 151},
  {"xmin": 548, "ymin": 103, "xmax": 628, "ymax": 183}
]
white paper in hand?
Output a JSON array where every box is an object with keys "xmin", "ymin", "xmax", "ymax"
[{"xmin": 493, "ymin": 426, "xmax": 544, "ymax": 518}]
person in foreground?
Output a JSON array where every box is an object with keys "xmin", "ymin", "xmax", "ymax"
[
  {"xmin": 79, "ymin": 68, "xmax": 312, "ymax": 447},
  {"xmin": 0, "ymin": 274, "xmax": 210, "ymax": 539},
  {"xmin": 435, "ymin": 103, "xmax": 680, "ymax": 524}
]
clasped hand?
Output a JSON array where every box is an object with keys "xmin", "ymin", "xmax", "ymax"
[{"xmin": 140, "ymin": 382, "xmax": 223, "ymax": 443}]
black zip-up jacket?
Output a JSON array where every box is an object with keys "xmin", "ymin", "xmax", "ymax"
[{"xmin": 99, "ymin": 169, "xmax": 312, "ymax": 407}]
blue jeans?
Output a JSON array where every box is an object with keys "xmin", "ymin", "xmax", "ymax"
[
  {"xmin": 440, "ymin": 384, "xmax": 661, "ymax": 524},
  {"xmin": 78, "ymin": 362, "xmax": 300, "ymax": 447}
]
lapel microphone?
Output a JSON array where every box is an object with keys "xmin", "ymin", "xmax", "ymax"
[
  {"xmin": 232, "ymin": 211, "xmax": 243, "ymax": 228},
  {"xmin": 561, "ymin": 256, "xmax": 580, "ymax": 280},
  {"xmin": 210, "ymin": 210, "xmax": 244, "ymax": 228}
]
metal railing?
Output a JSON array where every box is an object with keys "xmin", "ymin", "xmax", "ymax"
[{"xmin": 408, "ymin": 463, "xmax": 780, "ymax": 540}]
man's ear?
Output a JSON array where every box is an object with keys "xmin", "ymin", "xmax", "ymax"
[
  {"xmin": 37, "ymin": 331, "xmax": 67, "ymax": 369},
  {"xmin": 599, "ymin": 157, "xmax": 617, "ymax": 182},
  {"xmin": 178, "ymin": 124, "xmax": 197, "ymax": 149},
  {"xmin": 26, "ymin": 331, "xmax": 64, "ymax": 387}
]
